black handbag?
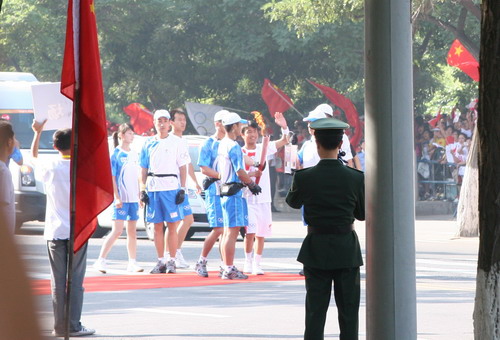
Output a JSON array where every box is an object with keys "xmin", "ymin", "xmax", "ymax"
[{"xmin": 220, "ymin": 182, "xmax": 245, "ymax": 196}]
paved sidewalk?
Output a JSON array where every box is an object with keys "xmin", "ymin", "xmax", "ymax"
[{"xmin": 19, "ymin": 211, "xmax": 478, "ymax": 339}]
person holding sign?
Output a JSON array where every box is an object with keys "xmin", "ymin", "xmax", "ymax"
[{"xmin": 31, "ymin": 119, "xmax": 95, "ymax": 337}]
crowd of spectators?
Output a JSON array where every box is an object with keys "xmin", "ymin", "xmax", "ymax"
[{"xmin": 414, "ymin": 100, "xmax": 477, "ymax": 201}]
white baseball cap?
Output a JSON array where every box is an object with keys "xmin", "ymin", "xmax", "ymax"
[
  {"xmin": 213, "ymin": 110, "xmax": 230, "ymax": 122},
  {"xmin": 153, "ymin": 109, "xmax": 170, "ymax": 120},
  {"xmin": 303, "ymin": 104, "xmax": 334, "ymax": 122},
  {"xmin": 222, "ymin": 112, "xmax": 248, "ymax": 126}
]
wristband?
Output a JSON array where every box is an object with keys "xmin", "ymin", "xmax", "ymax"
[{"xmin": 281, "ymin": 127, "xmax": 290, "ymax": 135}]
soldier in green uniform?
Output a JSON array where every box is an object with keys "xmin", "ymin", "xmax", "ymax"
[{"xmin": 286, "ymin": 118, "xmax": 365, "ymax": 340}]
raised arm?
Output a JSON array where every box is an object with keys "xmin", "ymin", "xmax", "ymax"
[
  {"xmin": 30, "ymin": 119, "xmax": 46, "ymax": 159},
  {"xmin": 273, "ymin": 112, "xmax": 290, "ymax": 149}
]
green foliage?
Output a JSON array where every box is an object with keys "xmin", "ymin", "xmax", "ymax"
[
  {"xmin": 262, "ymin": 0, "xmax": 363, "ymax": 37},
  {"xmin": 0, "ymin": 0, "xmax": 479, "ymax": 128}
]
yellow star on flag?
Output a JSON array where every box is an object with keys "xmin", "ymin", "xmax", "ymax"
[
  {"xmin": 454, "ymin": 45, "xmax": 464, "ymax": 57},
  {"xmin": 90, "ymin": 1, "xmax": 95, "ymax": 14}
]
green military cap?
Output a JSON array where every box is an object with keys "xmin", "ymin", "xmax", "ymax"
[{"xmin": 310, "ymin": 117, "xmax": 350, "ymax": 130}]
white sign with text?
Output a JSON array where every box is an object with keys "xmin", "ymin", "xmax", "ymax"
[{"xmin": 31, "ymin": 82, "xmax": 73, "ymax": 131}]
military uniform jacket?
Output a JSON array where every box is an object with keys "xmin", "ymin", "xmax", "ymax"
[{"xmin": 286, "ymin": 159, "xmax": 365, "ymax": 270}]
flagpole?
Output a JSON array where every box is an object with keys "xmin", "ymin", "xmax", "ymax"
[
  {"xmin": 222, "ymin": 106, "xmax": 250, "ymax": 115},
  {"xmin": 64, "ymin": 85, "xmax": 79, "ymax": 340},
  {"xmin": 267, "ymin": 82, "xmax": 304, "ymax": 117},
  {"xmin": 64, "ymin": 1, "xmax": 80, "ymax": 339}
]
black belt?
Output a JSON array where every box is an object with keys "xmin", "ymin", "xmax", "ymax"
[
  {"xmin": 147, "ymin": 172, "xmax": 178, "ymax": 178},
  {"xmin": 307, "ymin": 224, "xmax": 354, "ymax": 235}
]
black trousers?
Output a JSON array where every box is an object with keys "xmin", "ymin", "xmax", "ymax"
[{"xmin": 304, "ymin": 266, "xmax": 360, "ymax": 340}]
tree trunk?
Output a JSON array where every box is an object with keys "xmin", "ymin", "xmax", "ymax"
[
  {"xmin": 457, "ymin": 126, "xmax": 479, "ymax": 237},
  {"xmin": 473, "ymin": 1, "xmax": 500, "ymax": 338}
]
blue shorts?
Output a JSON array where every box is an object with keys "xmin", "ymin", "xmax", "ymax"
[
  {"xmin": 204, "ymin": 194, "xmax": 224, "ymax": 228},
  {"xmin": 112, "ymin": 202, "xmax": 139, "ymax": 221},
  {"xmin": 179, "ymin": 194, "xmax": 193, "ymax": 217},
  {"xmin": 146, "ymin": 190, "xmax": 183, "ymax": 223},
  {"xmin": 221, "ymin": 195, "xmax": 248, "ymax": 228}
]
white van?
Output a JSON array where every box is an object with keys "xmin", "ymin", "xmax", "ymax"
[
  {"xmin": 2, "ymin": 72, "xmax": 210, "ymax": 239},
  {"xmin": 0, "ymin": 72, "xmax": 59, "ymax": 231}
]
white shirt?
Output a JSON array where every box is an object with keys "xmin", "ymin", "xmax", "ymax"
[
  {"xmin": 242, "ymin": 141, "xmax": 278, "ymax": 204},
  {"xmin": 140, "ymin": 134, "xmax": 190, "ymax": 191},
  {"xmin": 0, "ymin": 160, "xmax": 15, "ymax": 234},
  {"xmin": 299, "ymin": 134, "xmax": 353, "ymax": 169},
  {"xmin": 36, "ymin": 158, "xmax": 71, "ymax": 240}
]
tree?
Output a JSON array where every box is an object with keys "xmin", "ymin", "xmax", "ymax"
[
  {"xmin": 263, "ymin": 0, "xmax": 480, "ymax": 116},
  {"xmin": 472, "ymin": 0, "xmax": 500, "ymax": 337}
]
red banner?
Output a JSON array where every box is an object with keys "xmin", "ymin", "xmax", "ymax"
[
  {"xmin": 123, "ymin": 103, "xmax": 154, "ymax": 135},
  {"xmin": 447, "ymin": 39, "xmax": 479, "ymax": 82},
  {"xmin": 308, "ymin": 80, "xmax": 363, "ymax": 148},
  {"xmin": 61, "ymin": 0, "xmax": 113, "ymax": 252},
  {"xmin": 261, "ymin": 78, "xmax": 293, "ymax": 117}
]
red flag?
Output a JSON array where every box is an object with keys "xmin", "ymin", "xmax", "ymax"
[
  {"xmin": 61, "ymin": 0, "xmax": 113, "ymax": 252},
  {"xmin": 428, "ymin": 109, "xmax": 442, "ymax": 128},
  {"xmin": 447, "ymin": 39, "xmax": 479, "ymax": 82},
  {"xmin": 123, "ymin": 103, "xmax": 154, "ymax": 135},
  {"xmin": 261, "ymin": 78, "xmax": 293, "ymax": 117},
  {"xmin": 307, "ymin": 80, "xmax": 363, "ymax": 148}
]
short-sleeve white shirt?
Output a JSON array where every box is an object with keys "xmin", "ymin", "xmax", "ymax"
[
  {"xmin": 0, "ymin": 160, "xmax": 15, "ymax": 234},
  {"xmin": 242, "ymin": 141, "xmax": 278, "ymax": 204},
  {"xmin": 139, "ymin": 134, "xmax": 190, "ymax": 191},
  {"xmin": 36, "ymin": 158, "xmax": 71, "ymax": 240}
]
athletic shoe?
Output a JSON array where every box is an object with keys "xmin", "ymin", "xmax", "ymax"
[
  {"xmin": 175, "ymin": 251, "xmax": 190, "ymax": 269},
  {"xmin": 222, "ymin": 267, "xmax": 248, "ymax": 280},
  {"xmin": 127, "ymin": 263, "xmax": 144, "ymax": 273},
  {"xmin": 166, "ymin": 259, "xmax": 176, "ymax": 274},
  {"xmin": 252, "ymin": 263, "xmax": 265, "ymax": 275},
  {"xmin": 150, "ymin": 260, "xmax": 166, "ymax": 274},
  {"xmin": 195, "ymin": 260, "xmax": 208, "ymax": 277},
  {"xmin": 52, "ymin": 325, "xmax": 95, "ymax": 337},
  {"xmin": 243, "ymin": 260, "xmax": 253, "ymax": 274},
  {"xmin": 70, "ymin": 326, "xmax": 95, "ymax": 337},
  {"xmin": 92, "ymin": 259, "xmax": 107, "ymax": 274}
]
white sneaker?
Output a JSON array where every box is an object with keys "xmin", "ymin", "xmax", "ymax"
[
  {"xmin": 127, "ymin": 263, "xmax": 144, "ymax": 273},
  {"xmin": 243, "ymin": 260, "xmax": 253, "ymax": 274},
  {"xmin": 252, "ymin": 262, "xmax": 264, "ymax": 275},
  {"xmin": 175, "ymin": 251, "xmax": 190, "ymax": 269},
  {"xmin": 93, "ymin": 259, "xmax": 107, "ymax": 274}
]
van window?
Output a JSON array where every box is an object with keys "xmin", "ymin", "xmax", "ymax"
[{"xmin": 5, "ymin": 113, "xmax": 53, "ymax": 149}]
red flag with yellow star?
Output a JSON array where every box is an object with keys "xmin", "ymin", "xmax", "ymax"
[
  {"xmin": 447, "ymin": 39, "xmax": 479, "ymax": 82},
  {"xmin": 61, "ymin": 0, "xmax": 113, "ymax": 252},
  {"xmin": 261, "ymin": 78, "xmax": 293, "ymax": 117}
]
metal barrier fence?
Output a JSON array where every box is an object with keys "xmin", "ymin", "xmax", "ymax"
[{"xmin": 417, "ymin": 158, "xmax": 459, "ymax": 201}]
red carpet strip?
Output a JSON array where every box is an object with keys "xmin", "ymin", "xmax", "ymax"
[{"xmin": 32, "ymin": 272, "xmax": 304, "ymax": 296}]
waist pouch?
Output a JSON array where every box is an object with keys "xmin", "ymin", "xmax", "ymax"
[
  {"xmin": 220, "ymin": 182, "xmax": 245, "ymax": 197},
  {"xmin": 147, "ymin": 172, "xmax": 178, "ymax": 178}
]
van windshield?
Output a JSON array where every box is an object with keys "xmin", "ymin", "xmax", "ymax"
[{"xmin": 7, "ymin": 113, "xmax": 53, "ymax": 149}]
